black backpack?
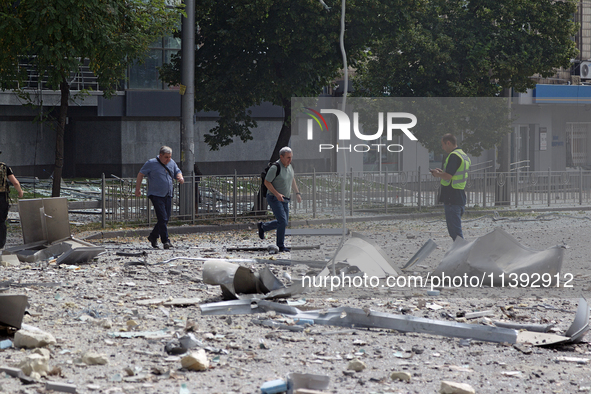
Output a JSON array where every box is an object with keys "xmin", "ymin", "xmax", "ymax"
[{"xmin": 260, "ymin": 161, "xmax": 281, "ymax": 197}]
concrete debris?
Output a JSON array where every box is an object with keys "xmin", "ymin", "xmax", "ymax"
[
  {"xmin": 18, "ymin": 348, "xmax": 51, "ymax": 378},
  {"xmin": 440, "ymin": 381, "xmax": 476, "ymax": 394},
  {"xmin": 390, "ymin": 371, "xmax": 412, "ymax": 382},
  {"xmin": 0, "ymin": 210, "xmax": 590, "ymax": 393},
  {"xmin": 46, "ymin": 381, "xmax": 78, "ymax": 393},
  {"xmin": 286, "ymin": 372, "xmax": 330, "ymax": 394},
  {"xmin": 0, "ymin": 254, "xmax": 20, "ymax": 267},
  {"xmin": 347, "ymin": 358, "xmax": 366, "ymax": 372},
  {"xmin": 432, "ymin": 228, "xmax": 563, "ymax": 287},
  {"xmin": 181, "ymin": 349, "xmax": 209, "ymax": 371},
  {"xmin": 13, "ymin": 325, "xmax": 57, "ymax": 348},
  {"xmin": 82, "ymin": 352, "xmax": 108, "ymax": 365}
]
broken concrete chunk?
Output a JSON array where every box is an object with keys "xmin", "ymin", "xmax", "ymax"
[
  {"xmin": 46, "ymin": 381, "xmax": 77, "ymax": 393},
  {"xmin": 0, "ymin": 366, "xmax": 21, "ymax": 377},
  {"xmin": 82, "ymin": 352, "xmax": 108, "ymax": 365},
  {"xmin": 390, "ymin": 371, "xmax": 411, "ymax": 382},
  {"xmin": 440, "ymin": 381, "xmax": 476, "ymax": 394},
  {"xmin": 181, "ymin": 349, "xmax": 209, "ymax": 371},
  {"xmin": 286, "ymin": 372, "xmax": 330, "ymax": 393},
  {"xmin": 0, "ymin": 254, "xmax": 20, "ymax": 266},
  {"xmin": 18, "ymin": 353, "xmax": 50, "ymax": 377},
  {"xmin": 14, "ymin": 327, "xmax": 57, "ymax": 348},
  {"xmin": 347, "ymin": 359, "xmax": 366, "ymax": 372}
]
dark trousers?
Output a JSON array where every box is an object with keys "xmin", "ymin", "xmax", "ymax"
[
  {"xmin": 0, "ymin": 193, "xmax": 9, "ymax": 249},
  {"xmin": 149, "ymin": 195, "xmax": 171, "ymax": 243},
  {"xmin": 262, "ymin": 193, "xmax": 289, "ymax": 248},
  {"xmin": 444, "ymin": 203, "xmax": 465, "ymax": 241}
]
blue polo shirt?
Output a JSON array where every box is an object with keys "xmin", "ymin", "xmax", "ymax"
[{"xmin": 139, "ymin": 157, "xmax": 181, "ymax": 197}]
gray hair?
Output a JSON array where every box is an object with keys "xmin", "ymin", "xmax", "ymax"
[
  {"xmin": 159, "ymin": 146, "xmax": 172, "ymax": 155},
  {"xmin": 279, "ymin": 146, "xmax": 292, "ymax": 156}
]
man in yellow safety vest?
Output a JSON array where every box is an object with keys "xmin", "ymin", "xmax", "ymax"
[{"xmin": 430, "ymin": 134, "xmax": 471, "ymax": 240}]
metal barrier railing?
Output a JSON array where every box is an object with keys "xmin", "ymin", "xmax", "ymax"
[{"xmin": 94, "ymin": 169, "xmax": 591, "ymax": 227}]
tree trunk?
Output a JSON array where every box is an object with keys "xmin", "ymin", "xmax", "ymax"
[
  {"xmin": 52, "ymin": 77, "xmax": 69, "ymax": 197},
  {"xmin": 269, "ymin": 97, "xmax": 292, "ymax": 162},
  {"xmin": 254, "ymin": 96, "xmax": 292, "ymax": 212}
]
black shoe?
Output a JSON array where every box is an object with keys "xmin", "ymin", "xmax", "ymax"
[
  {"xmin": 148, "ymin": 235, "xmax": 159, "ymax": 249},
  {"xmin": 163, "ymin": 241, "xmax": 173, "ymax": 250},
  {"xmin": 278, "ymin": 246, "xmax": 290, "ymax": 252},
  {"xmin": 257, "ymin": 222, "xmax": 265, "ymax": 240}
]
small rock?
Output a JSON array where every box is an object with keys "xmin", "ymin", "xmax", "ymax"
[
  {"xmin": 18, "ymin": 351, "xmax": 50, "ymax": 378},
  {"xmin": 14, "ymin": 328, "xmax": 57, "ymax": 349},
  {"xmin": 391, "ymin": 371, "xmax": 411, "ymax": 382},
  {"xmin": 96, "ymin": 318, "xmax": 113, "ymax": 329},
  {"xmin": 181, "ymin": 349, "xmax": 209, "ymax": 371},
  {"xmin": 82, "ymin": 352, "xmax": 109, "ymax": 365},
  {"xmin": 347, "ymin": 359, "xmax": 366, "ymax": 372},
  {"xmin": 440, "ymin": 380, "xmax": 476, "ymax": 394},
  {"xmin": 411, "ymin": 345, "xmax": 424, "ymax": 354}
]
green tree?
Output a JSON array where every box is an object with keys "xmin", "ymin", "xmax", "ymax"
[
  {"xmin": 0, "ymin": 0, "xmax": 182, "ymax": 196},
  {"xmin": 159, "ymin": 0, "xmax": 409, "ymax": 160},
  {"xmin": 353, "ymin": 0, "xmax": 578, "ymax": 154}
]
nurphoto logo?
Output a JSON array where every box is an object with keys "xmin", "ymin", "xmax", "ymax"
[{"xmin": 304, "ymin": 108, "xmax": 418, "ymax": 153}]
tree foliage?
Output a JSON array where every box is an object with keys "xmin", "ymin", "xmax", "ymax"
[
  {"xmin": 353, "ymin": 0, "xmax": 578, "ymax": 154},
  {"xmin": 0, "ymin": 0, "xmax": 181, "ymax": 195},
  {"xmin": 355, "ymin": 0, "xmax": 578, "ymax": 98},
  {"xmin": 159, "ymin": 0, "xmax": 403, "ymax": 158}
]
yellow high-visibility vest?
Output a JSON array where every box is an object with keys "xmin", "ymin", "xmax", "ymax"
[{"xmin": 440, "ymin": 149, "xmax": 470, "ymax": 190}]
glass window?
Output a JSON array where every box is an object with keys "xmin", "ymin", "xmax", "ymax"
[
  {"xmin": 128, "ymin": 32, "xmax": 180, "ymax": 90},
  {"xmin": 129, "ymin": 49, "xmax": 163, "ymax": 89}
]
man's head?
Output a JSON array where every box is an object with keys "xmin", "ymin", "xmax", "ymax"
[
  {"xmin": 279, "ymin": 146, "xmax": 293, "ymax": 167},
  {"xmin": 159, "ymin": 146, "xmax": 173, "ymax": 165},
  {"xmin": 441, "ymin": 134, "xmax": 457, "ymax": 154}
]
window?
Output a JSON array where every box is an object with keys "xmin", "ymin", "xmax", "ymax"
[{"xmin": 128, "ymin": 34, "xmax": 181, "ymax": 90}]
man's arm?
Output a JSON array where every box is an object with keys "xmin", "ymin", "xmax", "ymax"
[
  {"xmin": 430, "ymin": 154, "xmax": 460, "ymax": 181},
  {"xmin": 7, "ymin": 174, "xmax": 23, "ymax": 198},
  {"xmin": 135, "ymin": 173, "xmax": 144, "ymax": 197},
  {"xmin": 430, "ymin": 168, "xmax": 453, "ymax": 181},
  {"xmin": 292, "ymin": 177, "xmax": 302, "ymax": 203},
  {"xmin": 173, "ymin": 162, "xmax": 184, "ymax": 184},
  {"xmin": 264, "ymin": 179, "xmax": 284, "ymax": 202}
]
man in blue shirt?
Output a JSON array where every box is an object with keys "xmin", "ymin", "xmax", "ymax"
[{"xmin": 135, "ymin": 146, "xmax": 184, "ymax": 249}]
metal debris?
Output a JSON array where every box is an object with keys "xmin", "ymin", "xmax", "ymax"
[
  {"xmin": 432, "ymin": 228, "xmax": 564, "ymax": 287},
  {"xmin": 0, "ymin": 294, "xmax": 28, "ymax": 329}
]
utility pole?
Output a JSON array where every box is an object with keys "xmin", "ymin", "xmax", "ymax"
[
  {"xmin": 180, "ymin": 0, "xmax": 195, "ymax": 216},
  {"xmin": 495, "ymin": 88, "xmax": 511, "ymax": 206}
]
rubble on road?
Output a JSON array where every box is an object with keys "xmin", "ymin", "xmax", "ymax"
[{"xmin": 0, "ymin": 211, "xmax": 590, "ymax": 393}]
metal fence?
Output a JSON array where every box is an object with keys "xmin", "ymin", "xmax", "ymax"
[{"xmin": 95, "ymin": 169, "xmax": 591, "ymax": 227}]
